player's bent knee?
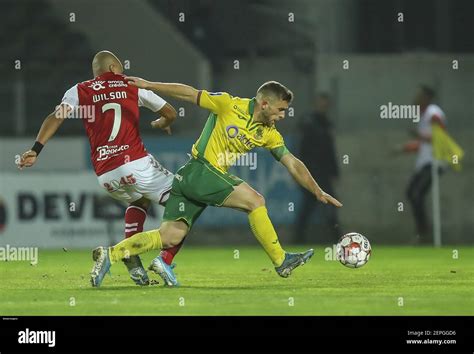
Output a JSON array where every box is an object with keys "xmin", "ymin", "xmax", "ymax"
[
  {"xmin": 160, "ymin": 221, "xmax": 188, "ymax": 248},
  {"xmin": 168, "ymin": 234, "xmax": 185, "ymax": 248},
  {"xmin": 248, "ymin": 193, "xmax": 265, "ymax": 211},
  {"xmin": 162, "ymin": 232, "xmax": 186, "ymax": 248}
]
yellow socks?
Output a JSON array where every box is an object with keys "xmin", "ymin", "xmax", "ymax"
[
  {"xmin": 248, "ymin": 206, "xmax": 285, "ymax": 266},
  {"xmin": 109, "ymin": 229, "xmax": 163, "ymax": 263}
]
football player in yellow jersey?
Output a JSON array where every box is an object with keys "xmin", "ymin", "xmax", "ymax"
[{"xmin": 90, "ymin": 78, "xmax": 342, "ymax": 287}]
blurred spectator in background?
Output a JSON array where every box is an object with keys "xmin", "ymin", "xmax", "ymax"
[
  {"xmin": 295, "ymin": 93, "xmax": 341, "ymax": 244},
  {"xmin": 400, "ymin": 85, "xmax": 447, "ymax": 244}
]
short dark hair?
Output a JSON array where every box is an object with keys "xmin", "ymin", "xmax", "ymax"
[
  {"xmin": 257, "ymin": 81, "xmax": 293, "ymax": 103},
  {"xmin": 420, "ymin": 85, "xmax": 436, "ymax": 99}
]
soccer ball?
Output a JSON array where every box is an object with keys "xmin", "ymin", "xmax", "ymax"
[{"xmin": 336, "ymin": 232, "xmax": 371, "ymax": 268}]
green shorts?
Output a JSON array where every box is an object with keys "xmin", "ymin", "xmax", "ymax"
[{"xmin": 163, "ymin": 157, "xmax": 243, "ymax": 229}]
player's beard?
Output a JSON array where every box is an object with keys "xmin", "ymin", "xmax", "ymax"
[{"xmin": 260, "ymin": 111, "xmax": 274, "ymax": 126}]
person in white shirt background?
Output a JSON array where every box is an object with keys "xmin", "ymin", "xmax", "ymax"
[{"xmin": 400, "ymin": 85, "xmax": 447, "ymax": 244}]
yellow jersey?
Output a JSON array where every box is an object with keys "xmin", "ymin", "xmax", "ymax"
[{"xmin": 191, "ymin": 90, "xmax": 290, "ymax": 173}]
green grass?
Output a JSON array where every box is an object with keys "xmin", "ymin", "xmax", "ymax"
[{"xmin": 1, "ymin": 246, "xmax": 473, "ymax": 315}]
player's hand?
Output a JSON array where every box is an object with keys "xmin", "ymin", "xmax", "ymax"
[
  {"xmin": 125, "ymin": 76, "xmax": 151, "ymax": 89},
  {"xmin": 17, "ymin": 150, "xmax": 37, "ymax": 170},
  {"xmin": 315, "ymin": 189, "xmax": 342, "ymax": 207},
  {"xmin": 151, "ymin": 118, "xmax": 172, "ymax": 135}
]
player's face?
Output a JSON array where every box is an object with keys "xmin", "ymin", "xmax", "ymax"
[{"xmin": 261, "ymin": 99, "xmax": 289, "ymax": 126}]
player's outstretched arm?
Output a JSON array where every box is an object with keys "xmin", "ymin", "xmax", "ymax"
[
  {"xmin": 151, "ymin": 103, "xmax": 178, "ymax": 135},
  {"xmin": 126, "ymin": 76, "xmax": 199, "ymax": 105},
  {"xmin": 17, "ymin": 104, "xmax": 70, "ymax": 169},
  {"xmin": 280, "ymin": 153, "xmax": 343, "ymax": 207}
]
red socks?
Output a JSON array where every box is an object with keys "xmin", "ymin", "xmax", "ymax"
[
  {"xmin": 125, "ymin": 206, "xmax": 146, "ymax": 238},
  {"xmin": 160, "ymin": 241, "xmax": 184, "ymax": 265}
]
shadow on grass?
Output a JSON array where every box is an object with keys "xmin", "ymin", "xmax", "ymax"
[
  {"xmin": 83, "ymin": 285, "xmax": 162, "ymax": 291},
  {"xmin": 178, "ymin": 285, "xmax": 275, "ymax": 290},
  {"xmin": 84, "ymin": 284, "xmax": 311, "ymax": 291}
]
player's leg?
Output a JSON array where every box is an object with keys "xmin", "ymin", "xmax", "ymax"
[
  {"xmin": 90, "ymin": 194, "xmax": 157, "ymax": 286},
  {"xmin": 177, "ymin": 158, "xmax": 313, "ymax": 277},
  {"xmin": 139, "ymin": 154, "xmax": 186, "ymax": 265},
  {"xmin": 105, "ymin": 220, "xmax": 187, "ymax": 261},
  {"xmin": 406, "ymin": 165, "xmax": 432, "ymax": 242},
  {"xmin": 125, "ymin": 198, "xmax": 150, "ymax": 241},
  {"xmin": 92, "ymin": 165, "xmax": 206, "ymax": 287},
  {"xmin": 159, "ymin": 240, "xmax": 183, "ymax": 265},
  {"xmin": 93, "ymin": 155, "xmax": 177, "ymax": 286},
  {"xmin": 414, "ymin": 164, "xmax": 440, "ymax": 243},
  {"xmin": 222, "ymin": 182, "xmax": 285, "ymax": 265},
  {"xmin": 122, "ymin": 197, "xmax": 151, "ymax": 285},
  {"xmin": 91, "ymin": 220, "xmax": 188, "ymax": 287},
  {"xmin": 222, "ymin": 182, "xmax": 313, "ymax": 277},
  {"xmin": 146, "ymin": 182, "xmax": 207, "ymax": 285},
  {"xmin": 96, "ymin": 163, "xmax": 154, "ymax": 285},
  {"xmin": 158, "ymin": 191, "xmax": 185, "ymax": 266},
  {"xmin": 146, "ymin": 207, "xmax": 186, "ymax": 285},
  {"xmin": 147, "ymin": 221, "xmax": 188, "ymax": 286}
]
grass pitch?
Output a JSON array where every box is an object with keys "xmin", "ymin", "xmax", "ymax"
[{"xmin": 1, "ymin": 246, "xmax": 473, "ymax": 315}]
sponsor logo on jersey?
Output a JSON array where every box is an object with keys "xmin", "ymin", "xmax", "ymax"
[
  {"xmin": 96, "ymin": 144, "xmax": 130, "ymax": 161},
  {"xmin": 225, "ymin": 125, "xmax": 257, "ymax": 149},
  {"xmin": 108, "ymin": 80, "xmax": 128, "ymax": 88},
  {"xmin": 236, "ymin": 133, "xmax": 256, "ymax": 149},
  {"xmin": 233, "ymin": 104, "xmax": 248, "ymax": 117},
  {"xmin": 226, "ymin": 125, "xmax": 239, "ymax": 138},
  {"xmin": 88, "ymin": 81, "xmax": 106, "ymax": 91}
]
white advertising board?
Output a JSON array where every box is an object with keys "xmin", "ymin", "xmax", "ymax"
[{"xmin": 0, "ymin": 173, "xmax": 164, "ymax": 248}]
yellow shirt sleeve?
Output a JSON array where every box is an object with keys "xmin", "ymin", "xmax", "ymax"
[
  {"xmin": 265, "ymin": 129, "xmax": 290, "ymax": 161},
  {"xmin": 197, "ymin": 90, "xmax": 233, "ymax": 114}
]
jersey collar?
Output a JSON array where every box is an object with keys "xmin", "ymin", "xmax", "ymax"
[
  {"xmin": 248, "ymin": 98, "xmax": 256, "ymax": 117},
  {"xmin": 247, "ymin": 98, "xmax": 264, "ymax": 127},
  {"xmin": 247, "ymin": 97, "xmax": 263, "ymax": 128}
]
